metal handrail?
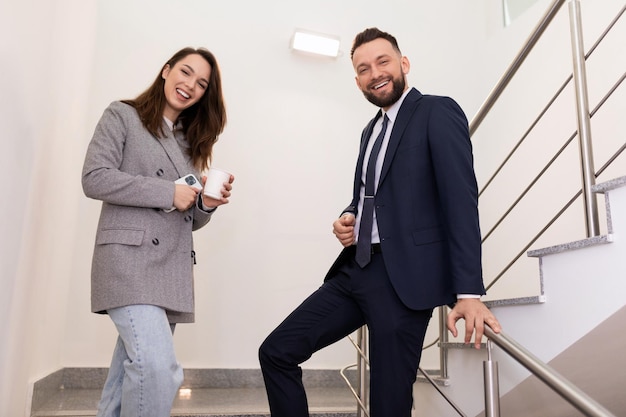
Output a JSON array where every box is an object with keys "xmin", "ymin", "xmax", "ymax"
[
  {"xmin": 478, "ymin": 3, "xmax": 625, "ymax": 200},
  {"xmin": 484, "ymin": 327, "xmax": 617, "ymax": 417},
  {"xmin": 484, "ymin": 70, "xmax": 625, "ymax": 292},
  {"xmin": 469, "ymin": 0, "xmax": 566, "ymax": 135}
]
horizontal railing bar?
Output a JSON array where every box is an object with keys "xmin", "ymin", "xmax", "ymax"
[
  {"xmin": 597, "ymin": 143, "xmax": 625, "ymax": 177},
  {"xmin": 590, "ymin": 72, "xmax": 625, "ymax": 119},
  {"xmin": 485, "ymin": 190, "xmax": 580, "ymax": 292},
  {"xmin": 477, "ymin": 5, "xmax": 624, "ymax": 198},
  {"xmin": 339, "ymin": 363, "xmax": 370, "ymax": 417},
  {"xmin": 586, "ymin": 5, "xmax": 625, "ymax": 57},
  {"xmin": 346, "ymin": 333, "xmax": 369, "ymax": 365},
  {"xmin": 477, "ymin": 76, "xmax": 571, "ymax": 199},
  {"xmin": 418, "ymin": 367, "xmax": 467, "ymax": 417},
  {"xmin": 481, "ymin": 130, "xmax": 576, "ymax": 244},
  {"xmin": 484, "ymin": 70, "xmax": 625, "ymax": 290}
]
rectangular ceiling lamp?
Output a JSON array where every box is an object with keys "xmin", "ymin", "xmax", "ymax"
[{"xmin": 291, "ymin": 29, "xmax": 340, "ymax": 58}]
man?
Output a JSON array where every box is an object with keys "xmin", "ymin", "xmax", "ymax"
[{"xmin": 259, "ymin": 27, "xmax": 501, "ymax": 417}]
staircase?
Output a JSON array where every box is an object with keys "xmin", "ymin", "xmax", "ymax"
[{"xmin": 412, "ymin": 176, "xmax": 626, "ymax": 416}]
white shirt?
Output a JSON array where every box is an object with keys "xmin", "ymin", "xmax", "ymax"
[{"xmin": 354, "ymin": 88, "xmax": 409, "ymax": 245}]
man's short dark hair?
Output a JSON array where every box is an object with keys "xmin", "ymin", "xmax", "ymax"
[{"xmin": 350, "ymin": 27, "xmax": 402, "ymax": 59}]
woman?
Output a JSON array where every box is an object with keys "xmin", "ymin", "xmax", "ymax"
[{"xmin": 82, "ymin": 47, "xmax": 234, "ymax": 417}]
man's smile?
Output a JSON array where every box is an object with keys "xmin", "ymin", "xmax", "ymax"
[{"xmin": 373, "ymin": 80, "xmax": 390, "ymax": 90}]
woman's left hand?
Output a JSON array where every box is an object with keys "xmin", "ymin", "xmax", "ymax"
[{"xmin": 201, "ymin": 174, "xmax": 235, "ymax": 208}]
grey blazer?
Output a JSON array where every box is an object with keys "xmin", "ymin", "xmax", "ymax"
[{"xmin": 82, "ymin": 101, "xmax": 213, "ymax": 323}]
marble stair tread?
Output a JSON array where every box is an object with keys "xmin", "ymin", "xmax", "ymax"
[{"xmin": 31, "ymin": 386, "xmax": 357, "ymax": 417}]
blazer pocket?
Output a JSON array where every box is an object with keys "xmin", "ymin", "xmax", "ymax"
[
  {"xmin": 96, "ymin": 228, "xmax": 145, "ymax": 246},
  {"xmin": 412, "ymin": 226, "xmax": 445, "ymax": 246}
]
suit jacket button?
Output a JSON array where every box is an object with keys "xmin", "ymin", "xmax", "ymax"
[
  {"xmin": 184, "ymin": 215, "xmax": 192, "ymax": 222},
  {"xmin": 156, "ymin": 169, "xmax": 164, "ymax": 176},
  {"xmin": 152, "ymin": 238, "xmax": 160, "ymax": 245}
]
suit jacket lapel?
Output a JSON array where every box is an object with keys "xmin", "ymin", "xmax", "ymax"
[
  {"xmin": 353, "ymin": 111, "xmax": 382, "ymax": 201},
  {"xmin": 379, "ymin": 88, "xmax": 422, "ymax": 185}
]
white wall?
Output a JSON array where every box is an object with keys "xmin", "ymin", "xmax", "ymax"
[
  {"xmin": 64, "ymin": 0, "xmax": 509, "ymax": 371},
  {"xmin": 2, "ymin": 0, "xmax": 622, "ymax": 416},
  {"xmin": 0, "ymin": 1, "xmax": 97, "ymax": 416}
]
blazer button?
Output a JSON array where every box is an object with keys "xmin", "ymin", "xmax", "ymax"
[
  {"xmin": 152, "ymin": 238, "xmax": 160, "ymax": 245},
  {"xmin": 184, "ymin": 215, "xmax": 192, "ymax": 222},
  {"xmin": 156, "ymin": 169, "xmax": 164, "ymax": 177}
]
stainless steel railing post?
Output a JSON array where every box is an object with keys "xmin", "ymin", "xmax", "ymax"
[
  {"xmin": 483, "ymin": 340, "xmax": 501, "ymax": 417},
  {"xmin": 356, "ymin": 326, "xmax": 369, "ymax": 417},
  {"xmin": 568, "ymin": 0, "xmax": 600, "ymax": 237},
  {"xmin": 438, "ymin": 306, "xmax": 449, "ymax": 379}
]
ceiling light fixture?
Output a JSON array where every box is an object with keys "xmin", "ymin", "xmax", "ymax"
[{"xmin": 291, "ymin": 29, "xmax": 341, "ymax": 58}]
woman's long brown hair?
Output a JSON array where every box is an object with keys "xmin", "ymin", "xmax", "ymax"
[{"xmin": 122, "ymin": 47, "xmax": 227, "ymax": 171}]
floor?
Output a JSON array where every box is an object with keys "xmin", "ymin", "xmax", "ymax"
[{"xmin": 32, "ymin": 386, "xmax": 358, "ymax": 417}]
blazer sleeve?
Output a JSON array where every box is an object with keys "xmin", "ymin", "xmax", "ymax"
[
  {"xmin": 427, "ymin": 97, "xmax": 485, "ymax": 295},
  {"xmin": 82, "ymin": 102, "xmax": 176, "ymax": 210}
]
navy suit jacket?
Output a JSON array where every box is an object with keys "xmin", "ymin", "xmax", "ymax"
[{"xmin": 325, "ymin": 88, "xmax": 486, "ymax": 310}]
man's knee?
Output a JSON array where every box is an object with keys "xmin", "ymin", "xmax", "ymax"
[{"xmin": 258, "ymin": 334, "xmax": 278, "ymax": 367}]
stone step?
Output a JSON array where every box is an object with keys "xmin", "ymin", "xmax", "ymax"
[
  {"xmin": 30, "ymin": 368, "xmax": 358, "ymax": 417},
  {"xmin": 31, "ymin": 386, "xmax": 357, "ymax": 417}
]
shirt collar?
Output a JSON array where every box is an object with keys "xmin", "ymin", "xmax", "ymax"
[{"xmin": 163, "ymin": 116, "xmax": 175, "ymax": 131}]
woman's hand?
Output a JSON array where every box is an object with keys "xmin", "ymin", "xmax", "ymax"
[
  {"xmin": 173, "ymin": 184, "xmax": 200, "ymax": 211},
  {"xmin": 201, "ymin": 174, "xmax": 235, "ymax": 208}
]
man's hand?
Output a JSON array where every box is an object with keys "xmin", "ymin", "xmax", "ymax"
[
  {"xmin": 447, "ymin": 298, "xmax": 501, "ymax": 349},
  {"xmin": 333, "ymin": 213, "xmax": 356, "ymax": 247}
]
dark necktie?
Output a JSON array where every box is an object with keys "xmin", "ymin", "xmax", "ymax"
[{"xmin": 355, "ymin": 114, "xmax": 389, "ymax": 268}]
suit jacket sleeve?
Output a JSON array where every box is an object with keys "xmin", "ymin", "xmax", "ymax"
[{"xmin": 427, "ymin": 96, "xmax": 485, "ymax": 295}]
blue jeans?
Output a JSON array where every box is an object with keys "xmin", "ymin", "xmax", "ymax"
[{"xmin": 96, "ymin": 305, "xmax": 183, "ymax": 417}]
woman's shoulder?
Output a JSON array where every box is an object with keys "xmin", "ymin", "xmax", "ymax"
[
  {"xmin": 106, "ymin": 100, "xmax": 136, "ymax": 114},
  {"xmin": 100, "ymin": 100, "xmax": 141, "ymax": 123}
]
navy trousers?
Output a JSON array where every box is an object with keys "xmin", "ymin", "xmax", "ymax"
[{"xmin": 259, "ymin": 249, "xmax": 433, "ymax": 417}]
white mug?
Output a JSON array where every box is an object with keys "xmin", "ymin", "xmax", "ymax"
[{"xmin": 203, "ymin": 167, "xmax": 231, "ymax": 199}]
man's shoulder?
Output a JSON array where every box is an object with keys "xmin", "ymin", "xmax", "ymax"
[
  {"xmin": 414, "ymin": 92, "xmax": 457, "ymax": 106},
  {"xmin": 410, "ymin": 92, "xmax": 464, "ymax": 115}
]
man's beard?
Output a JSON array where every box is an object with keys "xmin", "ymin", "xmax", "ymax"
[{"xmin": 362, "ymin": 75, "xmax": 405, "ymax": 108}]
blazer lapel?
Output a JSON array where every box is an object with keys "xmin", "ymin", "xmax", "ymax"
[
  {"xmin": 379, "ymin": 88, "xmax": 422, "ymax": 184},
  {"xmin": 353, "ymin": 111, "xmax": 382, "ymax": 201},
  {"xmin": 157, "ymin": 123, "xmax": 191, "ymax": 178}
]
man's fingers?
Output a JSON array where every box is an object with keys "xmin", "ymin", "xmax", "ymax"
[
  {"xmin": 446, "ymin": 313, "xmax": 459, "ymax": 337},
  {"xmin": 472, "ymin": 319, "xmax": 485, "ymax": 349},
  {"xmin": 464, "ymin": 316, "xmax": 475, "ymax": 344},
  {"xmin": 486, "ymin": 315, "xmax": 502, "ymax": 333}
]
